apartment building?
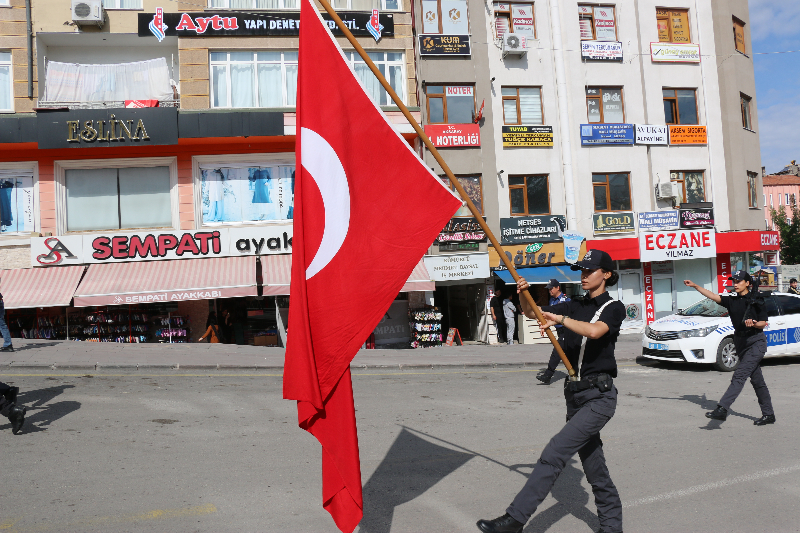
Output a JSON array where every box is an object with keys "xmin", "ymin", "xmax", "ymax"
[{"xmin": 0, "ymin": 0, "xmax": 427, "ymax": 345}]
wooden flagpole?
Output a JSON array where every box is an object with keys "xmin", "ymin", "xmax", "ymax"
[{"xmin": 313, "ymin": 0, "xmax": 577, "ymax": 379}]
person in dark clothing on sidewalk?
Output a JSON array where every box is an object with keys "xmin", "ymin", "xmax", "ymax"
[
  {"xmin": 684, "ymin": 271, "xmax": 775, "ymax": 425},
  {"xmin": 0, "ymin": 382, "xmax": 25, "ymax": 434},
  {"xmin": 490, "ymin": 288, "xmax": 507, "ymax": 343},
  {"xmin": 0, "ymin": 292, "xmax": 13, "ymax": 352},
  {"xmin": 477, "ymin": 250, "xmax": 625, "ymax": 533},
  {"xmin": 537, "ymin": 279, "xmax": 571, "ymax": 385}
]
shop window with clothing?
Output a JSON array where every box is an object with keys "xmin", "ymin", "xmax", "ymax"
[
  {"xmin": 422, "ymin": 0, "xmax": 469, "ymax": 34},
  {"xmin": 741, "ymin": 93, "xmax": 753, "ymax": 130},
  {"xmin": 65, "ymin": 166, "xmax": 172, "ymax": 232},
  {"xmin": 0, "ymin": 51, "xmax": 11, "ymax": 112},
  {"xmin": 586, "ymin": 87, "xmax": 624, "ymax": 124},
  {"xmin": 663, "ymin": 89, "xmax": 698, "ymax": 125},
  {"xmin": 509, "ymin": 175, "xmax": 549, "ymax": 215},
  {"xmin": 733, "ymin": 17, "xmax": 746, "ymax": 54},
  {"xmin": 670, "ymin": 171, "xmax": 705, "ymax": 204},
  {"xmin": 199, "ymin": 162, "xmax": 295, "ymax": 225},
  {"xmin": 103, "ymin": 0, "xmax": 142, "ymax": 8},
  {"xmin": 656, "ymin": 8, "xmax": 690, "ymax": 43},
  {"xmin": 211, "ymin": 51, "xmax": 298, "ymax": 109},
  {"xmin": 493, "ymin": 2, "xmax": 535, "ymax": 39},
  {"xmin": 0, "ymin": 171, "xmax": 35, "ymax": 234},
  {"xmin": 501, "ymin": 87, "xmax": 543, "ymax": 125},
  {"xmin": 593, "ymin": 172, "xmax": 630, "ymax": 212},
  {"xmin": 441, "ymin": 175, "xmax": 482, "ymax": 216},
  {"xmin": 426, "ymin": 85, "xmax": 475, "ymax": 124},
  {"xmin": 747, "ymin": 171, "xmax": 758, "ymax": 208},
  {"xmin": 578, "ymin": 4, "xmax": 617, "ymax": 41}
]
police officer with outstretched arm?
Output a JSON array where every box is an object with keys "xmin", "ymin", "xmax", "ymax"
[
  {"xmin": 537, "ymin": 279, "xmax": 570, "ymax": 385},
  {"xmin": 477, "ymin": 250, "xmax": 625, "ymax": 533},
  {"xmin": 684, "ymin": 271, "xmax": 775, "ymax": 425}
]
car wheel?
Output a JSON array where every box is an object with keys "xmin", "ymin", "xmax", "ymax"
[{"xmin": 714, "ymin": 338, "xmax": 739, "ymax": 372}]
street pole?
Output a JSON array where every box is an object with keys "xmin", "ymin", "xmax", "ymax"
[{"xmin": 313, "ymin": 0, "xmax": 577, "ymax": 379}]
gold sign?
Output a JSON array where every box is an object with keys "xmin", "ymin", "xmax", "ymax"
[
  {"xmin": 488, "ymin": 241, "xmax": 586, "ymax": 270},
  {"xmin": 67, "ymin": 115, "xmax": 151, "ymax": 143}
]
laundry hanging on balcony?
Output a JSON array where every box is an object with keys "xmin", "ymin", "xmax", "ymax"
[{"xmin": 43, "ymin": 57, "xmax": 173, "ymax": 104}]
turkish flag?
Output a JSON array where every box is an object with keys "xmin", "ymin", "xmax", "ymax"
[{"xmin": 283, "ymin": 0, "xmax": 462, "ymax": 531}]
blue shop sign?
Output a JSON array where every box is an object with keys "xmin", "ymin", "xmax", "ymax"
[
  {"xmin": 580, "ymin": 124, "xmax": 635, "ymax": 145},
  {"xmin": 638, "ymin": 210, "xmax": 679, "ymax": 231}
]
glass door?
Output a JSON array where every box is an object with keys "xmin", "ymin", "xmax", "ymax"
[
  {"xmin": 618, "ymin": 272, "xmax": 643, "ymax": 327},
  {"xmin": 653, "ymin": 277, "xmax": 675, "ymax": 319}
]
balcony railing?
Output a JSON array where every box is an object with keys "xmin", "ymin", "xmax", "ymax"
[{"xmin": 36, "ymin": 99, "xmax": 180, "ymax": 110}]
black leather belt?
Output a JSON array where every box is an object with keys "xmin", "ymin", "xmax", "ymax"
[{"xmin": 565, "ymin": 373, "xmax": 613, "ymax": 392}]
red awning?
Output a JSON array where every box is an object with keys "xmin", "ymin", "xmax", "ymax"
[
  {"xmin": 401, "ymin": 260, "xmax": 435, "ymax": 292},
  {"xmin": 73, "ymin": 257, "xmax": 256, "ymax": 307},
  {"xmin": 261, "ymin": 254, "xmax": 292, "ymax": 296},
  {"xmin": 586, "ymin": 237, "xmax": 640, "ymax": 261},
  {"xmin": 716, "ymin": 230, "xmax": 780, "ymax": 253},
  {"xmin": 0, "ymin": 265, "xmax": 85, "ymax": 309}
]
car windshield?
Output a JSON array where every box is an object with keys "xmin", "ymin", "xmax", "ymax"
[{"xmin": 679, "ymin": 297, "xmax": 729, "ymax": 317}]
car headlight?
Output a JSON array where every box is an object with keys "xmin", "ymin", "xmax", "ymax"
[
  {"xmin": 678, "ymin": 325, "xmax": 719, "ymax": 338},
  {"xmin": 645, "ymin": 325, "xmax": 652, "ymax": 337}
]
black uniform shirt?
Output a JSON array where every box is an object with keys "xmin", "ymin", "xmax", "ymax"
[
  {"xmin": 719, "ymin": 292, "xmax": 768, "ymax": 337},
  {"xmin": 789, "ymin": 286, "xmax": 800, "ymax": 296},
  {"xmin": 490, "ymin": 295, "xmax": 505, "ymax": 318},
  {"xmin": 543, "ymin": 291, "xmax": 625, "ymax": 378}
]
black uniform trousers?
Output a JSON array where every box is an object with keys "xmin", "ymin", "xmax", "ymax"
[
  {"xmin": 0, "ymin": 381, "xmax": 14, "ymax": 417},
  {"xmin": 545, "ymin": 330, "xmax": 566, "ymax": 374},
  {"xmin": 719, "ymin": 333, "xmax": 774, "ymax": 416},
  {"xmin": 507, "ymin": 384, "xmax": 623, "ymax": 533}
]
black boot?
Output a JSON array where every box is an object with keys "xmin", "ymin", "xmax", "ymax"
[
  {"xmin": 8, "ymin": 404, "xmax": 26, "ymax": 435},
  {"xmin": 476, "ymin": 513, "xmax": 524, "ymax": 533},
  {"xmin": 754, "ymin": 414, "xmax": 776, "ymax": 426},
  {"xmin": 3, "ymin": 386, "xmax": 19, "ymax": 404},
  {"xmin": 536, "ymin": 369, "xmax": 554, "ymax": 385},
  {"xmin": 705, "ymin": 405, "xmax": 728, "ymax": 420}
]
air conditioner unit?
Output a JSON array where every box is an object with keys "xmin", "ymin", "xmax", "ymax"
[
  {"xmin": 656, "ymin": 181, "xmax": 680, "ymax": 200},
  {"xmin": 72, "ymin": 0, "xmax": 105, "ymax": 27},
  {"xmin": 502, "ymin": 33, "xmax": 528, "ymax": 57}
]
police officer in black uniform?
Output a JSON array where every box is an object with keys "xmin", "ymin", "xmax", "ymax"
[
  {"xmin": 684, "ymin": 271, "xmax": 775, "ymax": 425},
  {"xmin": 477, "ymin": 250, "xmax": 625, "ymax": 533}
]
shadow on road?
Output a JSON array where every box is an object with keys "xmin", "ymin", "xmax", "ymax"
[
  {"xmin": 358, "ymin": 427, "xmax": 474, "ymax": 533},
  {"xmin": 9, "ymin": 341, "xmax": 62, "ymax": 351},
  {"xmin": 0, "ymin": 384, "xmax": 80, "ymax": 434},
  {"xmin": 645, "ymin": 392, "xmax": 758, "ymax": 427}
]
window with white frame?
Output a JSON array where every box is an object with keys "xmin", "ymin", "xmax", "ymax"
[
  {"xmin": 0, "ymin": 52, "xmax": 11, "ymax": 112},
  {"xmin": 210, "ymin": 51, "xmax": 298, "ymax": 108},
  {"xmin": 343, "ymin": 51, "xmax": 405, "ymax": 106},
  {"xmin": 422, "ymin": 0, "xmax": 469, "ymax": 34},
  {"xmin": 102, "ymin": 0, "xmax": 143, "ymax": 9},
  {"xmin": 0, "ymin": 0, "xmax": 9, "ymax": 6},
  {"xmin": 210, "ymin": 0, "xmax": 400, "ymax": 9}
]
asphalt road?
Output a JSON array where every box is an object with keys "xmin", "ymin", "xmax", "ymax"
[{"xmin": 1, "ymin": 357, "xmax": 799, "ymax": 533}]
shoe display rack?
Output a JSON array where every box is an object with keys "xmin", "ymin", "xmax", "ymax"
[
  {"xmin": 408, "ymin": 307, "xmax": 443, "ymax": 348},
  {"xmin": 151, "ymin": 315, "xmax": 190, "ymax": 343},
  {"xmin": 73, "ymin": 311, "xmax": 151, "ymax": 343}
]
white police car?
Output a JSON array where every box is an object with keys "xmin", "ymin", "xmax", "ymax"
[{"xmin": 641, "ymin": 292, "xmax": 800, "ymax": 371}]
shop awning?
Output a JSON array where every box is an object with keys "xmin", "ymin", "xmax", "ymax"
[
  {"xmin": 586, "ymin": 237, "xmax": 639, "ymax": 260},
  {"xmin": 494, "ymin": 265, "xmax": 582, "ymax": 285},
  {"xmin": 261, "ymin": 254, "xmax": 292, "ymax": 296},
  {"xmin": 0, "ymin": 265, "xmax": 85, "ymax": 309},
  {"xmin": 73, "ymin": 257, "xmax": 257, "ymax": 307},
  {"xmin": 401, "ymin": 260, "xmax": 435, "ymax": 292}
]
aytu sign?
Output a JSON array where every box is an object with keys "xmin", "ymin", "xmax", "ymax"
[{"xmin": 640, "ymin": 229, "xmax": 716, "ymax": 262}]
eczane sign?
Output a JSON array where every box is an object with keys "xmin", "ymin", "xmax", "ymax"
[{"xmin": 640, "ymin": 229, "xmax": 716, "ymax": 262}]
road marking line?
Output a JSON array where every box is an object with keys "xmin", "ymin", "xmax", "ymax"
[{"xmin": 622, "ymin": 464, "xmax": 800, "ymax": 508}]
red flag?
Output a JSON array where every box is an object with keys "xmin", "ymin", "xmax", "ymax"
[{"xmin": 284, "ymin": 0, "xmax": 462, "ymax": 531}]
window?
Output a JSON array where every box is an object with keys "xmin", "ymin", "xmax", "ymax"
[
  {"xmin": 670, "ymin": 171, "xmax": 705, "ymax": 204},
  {"xmin": 748, "ymin": 171, "xmax": 758, "ymax": 208},
  {"xmin": 493, "ymin": 2, "xmax": 535, "ymax": 40},
  {"xmin": 656, "ymin": 8, "xmax": 690, "ymax": 43},
  {"xmin": 211, "ymin": 51, "xmax": 298, "ymax": 108},
  {"xmin": 733, "ymin": 17, "xmax": 746, "ymax": 54},
  {"xmin": 422, "ymin": 0, "xmax": 469, "ymax": 34},
  {"xmin": 66, "ymin": 167, "xmax": 171, "ymax": 231},
  {"xmin": 441, "ymin": 175, "xmax": 482, "ymax": 216},
  {"xmin": 779, "ymin": 193, "xmax": 783, "ymax": 206},
  {"xmin": 593, "ymin": 173, "xmax": 631, "ymax": 211},
  {"xmin": 586, "ymin": 87, "xmax": 624, "ymax": 123},
  {"xmin": 663, "ymin": 89, "xmax": 698, "ymax": 125},
  {"xmin": 741, "ymin": 93, "xmax": 752, "ymax": 130},
  {"xmin": 770, "ymin": 194, "xmax": 773, "ymax": 206},
  {"xmin": 501, "ymin": 87, "xmax": 543, "ymax": 125},
  {"xmin": 426, "ymin": 85, "xmax": 475, "ymax": 124},
  {"xmin": 0, "ymin": 172, "xmax": 34, "ymax": 234},
  {"xmin": 334, "ymin": 0, "xmax": 400, "ymax": 9},
  {"xmin": 344, "ymin": 51, "xmax": 406, "ymax": 106},
  {"xmin": 787, "ymin": 193, "xmax": 790, "ymax": 205},
  {"xmin": 775, "ymin": 295, "xmax": 800, "ymax": 315},
  {"xmin": 0, "ymin": 51, "xmax": 10, "ymax": 112},
  {"xmin": 200, "ymin": 163, "xmax": 295, "ymax": 225},
  {"xmin": 103, "ymin": 0, "xmax": 142, "ymax": 8},
  {"xmin": 578, "ymin": 5, "xmax": 617, "ymax": 41},
  {"xmin": 209, "ymin": 0, "xmax": 298, "ymax": 8},
  {"xmin": 509, "ymin": 175, "xmax": 549, "ymax": 215}
]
